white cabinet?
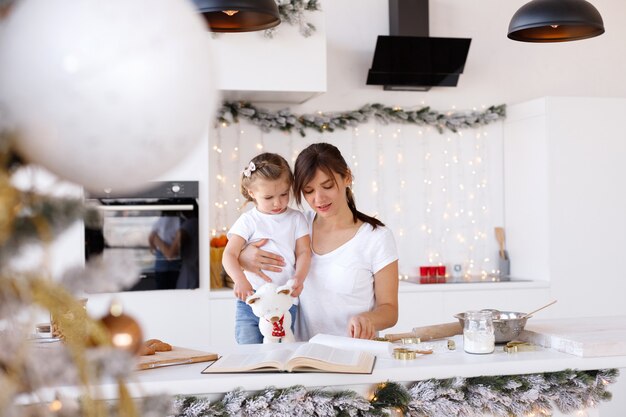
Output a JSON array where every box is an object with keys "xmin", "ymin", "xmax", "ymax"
[
  {"xmin": 393, "ymin": 290, "xmax": 445, "ymax": 332},
  {"xmin": 385, "ymin": 283, "xmax": 551, "ymax": 335},
  {"xmin": 210, "ymin": 12, "xmax": 326, "ymax": 103},
  {"xmin": 503, "ymin": 97, "xmax": 626, "ymax": 319},
  {"xmin": 208, "ymin": 297, "xmax": 237, "ymax": 351}
]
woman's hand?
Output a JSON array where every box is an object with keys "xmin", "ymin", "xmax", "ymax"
[
  {"xmin": 239, "ymin": 239, "xmax": 286, "ymax": 283},
  {"xmin": 348, "ymin": 313, "xmax": 376, "ymax": 340}
]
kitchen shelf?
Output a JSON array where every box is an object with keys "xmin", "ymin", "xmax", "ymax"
[
  {"xmin": 398, "ymin": 279, "xmax": 549, "ymax": 293},
  {"xmin": 208, "ymin": 279, "xmax": 550, "ymax": 299}
]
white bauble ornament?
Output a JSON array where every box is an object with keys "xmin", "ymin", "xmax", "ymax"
[{"xmin": 0, "ymin": 0, "xmax": 218, "ymax": 192}]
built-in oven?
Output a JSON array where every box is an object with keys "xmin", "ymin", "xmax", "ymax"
[{"xmin": 85, "ymin": 181, "xmax": 199, "ymax": 291}]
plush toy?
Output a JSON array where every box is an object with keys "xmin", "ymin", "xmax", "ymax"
[{"xmin": 246, "ymin": 280, "xmax": 295, "ymax": 343}]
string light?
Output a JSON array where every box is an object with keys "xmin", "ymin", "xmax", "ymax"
[
  {"xmin": 210, "ymin": 111, "xmax": 499, "ymax": 277},
  {"xmin": 213, "ymin": 126, "xmax": 226, "ymax": 232},
  {"xmin": 373, "ymin": 122, "xmax": 385, "ymax": 221},
  {"xmin": 48, "ymin": 399, "xmax": 63, "ymax": 412}
]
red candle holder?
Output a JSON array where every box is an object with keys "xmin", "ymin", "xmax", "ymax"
[{"xmin": 419, "ymin": 265, "xmax": 449, "ymax": 284}]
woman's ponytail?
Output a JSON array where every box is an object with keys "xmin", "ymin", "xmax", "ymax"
[{"xmin": 346, "ymin": 187, "xmax": 384, "ymax": 229}]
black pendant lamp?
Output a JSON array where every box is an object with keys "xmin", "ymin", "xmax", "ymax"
[
  {"xmin": 508, "ymin": 0, "xmax": 604, "ymax": 42},
  {"xmin": 193, "ymin": 0, "xmax": 280, "ymax": 32}
]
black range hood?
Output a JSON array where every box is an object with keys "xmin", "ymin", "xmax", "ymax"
[{"xmin": 367, "ymin": 0, "xmax": 471, "ymax": 91}]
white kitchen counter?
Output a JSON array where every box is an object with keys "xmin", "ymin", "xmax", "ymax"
[
  {"xmin": 78, "ymin": 339, "xmax": 625, "ymax": 401},
  {"xmin": 25, "ymin": 323, "xmax": 624, "ymax": 417}
]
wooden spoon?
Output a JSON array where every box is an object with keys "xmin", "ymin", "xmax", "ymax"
[
  {"xmin": 495, "ymin": 227, "xmax": 506, "ymax": 259},
  {"xmin": 521, "ymin": 300, "xmax": 557, "ymax": 319}
]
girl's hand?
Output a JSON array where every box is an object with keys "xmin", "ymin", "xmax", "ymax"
[
  {"xmin": 233, "ymin": 281, "xmax": 254, "ymax": 302},
  {"xmin": 290, "ymin": 279, "xmax": 304, "ymax": 298},
  {"xmin": 348, "ymin": 314, "xmax": 376, "ymax": 340},
  {"xmin": 239, "ymin": 239, "xmax": 286, "ymax": 282}
]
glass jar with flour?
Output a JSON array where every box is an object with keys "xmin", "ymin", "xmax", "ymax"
[{"xmin": 463, "ymin": 310, "xmax": 495, "ymax": 354}]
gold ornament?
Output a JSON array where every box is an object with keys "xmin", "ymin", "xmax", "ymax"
[{"xmin": 100, "ymin": 301, "xmax": 143, "ymax": 354}]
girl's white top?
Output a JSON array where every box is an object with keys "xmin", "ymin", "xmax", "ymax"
[
  {"xmin": 296, "ymin": 211, "xmax": 398, "ymax": 341},
  {"xmin": 228, "ymin": 207, "xmax": 309, "ymax": 289}
]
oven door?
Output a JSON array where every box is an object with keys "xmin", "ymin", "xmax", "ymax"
[{"xmin": 86, "ymin": 201, "xmax": 199, "ymax": 291}]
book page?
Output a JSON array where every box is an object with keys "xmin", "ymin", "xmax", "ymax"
[
  {"xmin": 286, "ymin": 343, "xmax": 375, "ymax": 373},
  {"xmin": 203, "ymin": 348, "xmax": 294, "ymax": 373},
  {"xmin": 290, "ymin": 343, "xmax": 360, "ymax": 366},
  {"xmin": 309, "ymin": 333, "xmax": 391, "ymax": 356}
]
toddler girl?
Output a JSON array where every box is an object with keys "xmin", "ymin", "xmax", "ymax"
[{"xmin": 222, "ymin": 153, "xmax": 311, "ymax": 344}]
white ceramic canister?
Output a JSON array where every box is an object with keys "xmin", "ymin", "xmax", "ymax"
[{"xmin": 463, "ymin": 310, "xmax": 495, "ymax": 354}]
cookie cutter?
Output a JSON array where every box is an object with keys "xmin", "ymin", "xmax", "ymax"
[
  {"xmin": 393, "ymin": 348, "xmax": 417, "ymax": 360},
  {"xmin": 504, "ymin": 341, "xmax": 537, "ymax": 353},
  {"xmin": 392, "ymin": 347, "xmax": 433, "ymax": 360}
]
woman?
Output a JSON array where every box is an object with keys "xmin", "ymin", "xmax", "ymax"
[{"xmin": 239, "ymin": 143, "xmax": 398, "ymax": 340}]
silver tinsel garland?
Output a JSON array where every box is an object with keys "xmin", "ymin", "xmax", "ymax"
[
  {"xmin": 172, "ymin": 369, "xmax": 618, "ymax": 417},
  {"xmin": 0, "ymin": 131, "xmax": 164, "ymax": 417},
  {"xmin": 217, "ymin": 101, "xmax": 506, "ymax": 137}
]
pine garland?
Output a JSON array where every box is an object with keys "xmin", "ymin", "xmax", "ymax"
[
  {"xmin": 173, "ymin": 369, "xmax": 618, "ymax": 417},
  {"xmin": 268, "ymin": 0, "xmax": 322, "ymax": 38},
  {"xmin": 217, "ymin": 101, "xmax": 506, "ymax": 137}
]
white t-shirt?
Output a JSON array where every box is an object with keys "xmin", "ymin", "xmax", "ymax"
[
  {"xmin": 227, "ymin": 207, "xmax": 309, "ymax": 289},
  {"xmin": 296, "ymin": 211, "xmax": 398, "ymax": 341}
]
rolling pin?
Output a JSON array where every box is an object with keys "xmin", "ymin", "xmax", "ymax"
[{"xmin": 384, "ymin": 322, "xmax": 462, "ymax": 342}]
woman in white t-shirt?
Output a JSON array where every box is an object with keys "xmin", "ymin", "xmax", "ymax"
[{"xmin": 240, "ymin": 143, "xmax": 399, "ymax": 340}]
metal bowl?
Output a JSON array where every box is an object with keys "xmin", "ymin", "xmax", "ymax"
[{"xmin": 454, "ymin": 310, "xmax": 528, "ymax": 343}]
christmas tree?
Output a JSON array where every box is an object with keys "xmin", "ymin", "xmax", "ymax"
[
  {"xmin": 0, "ymin": 0, "xmax": 217, "ymax": 414},
  {"xmin": 0, "ymin": 132, "xmax": 174, "ymax": 416}
]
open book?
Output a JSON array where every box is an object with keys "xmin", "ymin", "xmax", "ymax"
[{"xmin": 202, "ymin": 342, "xmax": 376, "ymax": 374}]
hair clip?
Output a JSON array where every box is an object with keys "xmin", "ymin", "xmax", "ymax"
[{"xmin": 242, "ymin": 161, "xmax": 256, "ymax": 178}]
